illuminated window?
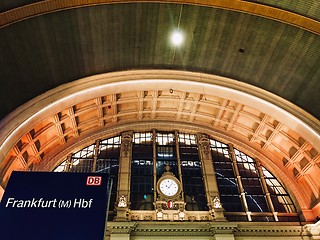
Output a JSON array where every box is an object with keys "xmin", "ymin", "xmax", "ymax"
[
  {"xmin": 53, "ymin": 137, "xmax": 120, "ymax": 220},
  {"xmin": 131, "ymin": 132, "xmax": 154, "ymax": 210},
  {"xmin": 262, "ymin": 167, "xmax": 296, "ymax": 214},
  {"xmin": 70, "ymin": 144, "xmax": 95, "ymax": 172},
  {"xmin": 180, "ymin": 133, "xmax": 207, "ymax": 211},
  {"xmin": 211, "ymin": 139, "xmax": 243, "ymax": 212},
  {"xmin": 234, "ymin": 149, "xmax": 269, "ymax": 213},
  {"xmin": 54, "ymin": 131, "xmax": 298, "ymax": 222},
  {"xmin": 156, "ymin": 132, "xmax": 178, "ymax": 177}
]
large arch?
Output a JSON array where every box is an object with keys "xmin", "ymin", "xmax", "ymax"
[{"xmin": 0, "ymin": 70, "xmax": 319, "ymax": 221}]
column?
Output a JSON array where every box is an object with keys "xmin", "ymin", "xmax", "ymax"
[
  {"xmin": 115, "ymin": 131, "xmax": 133, "ymax": 221},
  {"xmin": 175, "ymin": 130, "xmax": 185, "ymax": 202},
  {"xmin": 152, "ymin": 129, "xmax": 157, "ymax": 206},
  {"xmin": 172, "ymin": 130, "xmax": 185, "ymax": 214},
  {"xmin": 64, "ymin": 154, "xmax": 72, "ymax": 172},
  {"xmin": 256, "ymin": 159, "xmax": 278, "ymax": 221},
  {"xmin": 91, "ymin": 139, "xmax": 100, "ymax": 172},
  {"xmin": 197, "ymin": 133, "xmax": 226, "ymax": 221},
  {"xmin": 228, "ymin": 144, "xmax": 251, "ymax": 221}
]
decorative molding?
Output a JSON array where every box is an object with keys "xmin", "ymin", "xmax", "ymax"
[
  {"xmin": 133, "ymin": 222, "xmax": 213, "ymax": 236},
  {"xmin": 107, "ymin": 222, "xmax": 137, "ymax": 234},
  {"xmin": 121, "ymin": 131, "xmax": 132, "ymax": 158},
  {"xmin": 197, "ymin": 134, "xmax": 211, "ymax": 160},
  {"xmin": 0, "ymin": 0, "xmax": 319, "ymax": 35},
  {"xmin": 107, "ymin": 221, "xmax": 319, "ymax": 237},
  {"xmin": 304, "ymin": 220, "xmax": 320, "ymax": 237},
  {"xmin": 235, "ymin": 225, "xmax": 302, "ymax": 236},
  {"xmin": 213, "ymin": 196, "xmax": 222, "ymax": 209},
  {"xmin": 117, "ymin": 195, "xmax": 127, "ymax": 208}
]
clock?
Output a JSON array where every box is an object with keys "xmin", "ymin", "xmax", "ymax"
[{"xmin": 157, "ymin": 176, "xmax": 181, "ymax": 198}]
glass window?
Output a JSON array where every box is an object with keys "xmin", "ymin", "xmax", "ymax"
[
  {"xmin": 53, "ymin": 137, "xmax": 120, "ymax": 220},
  {"xmin": 53, "ymin": 132, "xmax": 298, "ymax": 222},
  {"xmin": 96, "ymin": 136, "xmax": 120, "ymax": 219},
  {"xmin": 54, "ymin": 161, "xmax": 66, "ymax": 172},
  {"xmin": 235, "ymin": 149, "xmax": 269, "ymax": 212},
  {"xmin": 69, "ymin": 144, "xmax": 95, "ymax": 172},
  {"xmin": 131, "ymin": 132, "xmax": 154, "ymax": 210},
  {"xmin": 156, "ymin": 132, "xmax": 178, "ymax": 178},
  {"xmin": 210, "ymin": 140, "xmax": 243, "ymax": 212},
  {"xmin": 180, "ymin": 133, "xmax": 208, "ymax": 211},
  {"xmin": 262, "ymin": 167, "xmax": 296, "ymax": 213},
  {"xmin": 134, "ymin": 132, "xmax": 152, "ymax": 144},
  {"xmin": 178, "ymin": 133, "xmax": 196, "ymax": 145}
]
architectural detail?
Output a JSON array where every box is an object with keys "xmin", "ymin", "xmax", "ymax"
[
  {"xmin": 197, "ymin": 135, "xmax": 211, "ymax": 160},
  {"xmin": 118, "ymin": 195, "xmax": 127, "ymax": 208},
  {"xmin": 52, "ymin": 131, "xmax": 303, "ymax": 224},
  {"xmin": 106, "ymin": 221, "xmax": 320, "ymax": 238},
  {"xmin": 143, "ymin": 215, "xmax": 153, "ymax": 221},
  {"xmin": 213, "ymin": 196, "xmax": 222, "ymax": 209},
  {"xmin": 0, "ymin": 72, "xmax": 318, "ymax": 218},
  {"xmin": 131, "ymin": 215, "xmax": 140, "ymax": 221},
  {"xmin": 107, "ymin": 222, "xmax": 137, "ymax": 235},
  {"xmin": 304, "ymin": 221, "xmax": 320, "ymax": 238},
  {"xmin": 121, "ymin": 132, "xmax": 132, "ymax": 158},
  {"xmin": 0, "ymin": 1, "xmax": 319, "ymax": 239}
]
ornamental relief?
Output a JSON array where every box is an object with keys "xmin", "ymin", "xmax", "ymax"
[
  {"xmin": 197, "ymin": 135, "xmax": 211, "ymax": 159},
  {"xmin": 121, "ymin": 131, "xmax": 132, "ymax": 157}
]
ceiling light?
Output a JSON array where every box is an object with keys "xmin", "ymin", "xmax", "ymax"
[{"xmin": 171, "ymin": 30, "xmax": 184, "ymax": 46}]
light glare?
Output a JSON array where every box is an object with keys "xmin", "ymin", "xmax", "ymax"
[{"xmin": 171, "ymin": 30, "xmax": 183, "ymax": 46}]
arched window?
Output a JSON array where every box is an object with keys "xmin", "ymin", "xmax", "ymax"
[
  {"xmin": 54, "ymin": 136, "xmax": 120, "ymax": 220},
  {"xmin": 54, "ymin": 131, "xmax": 298, "ymax": 222}
]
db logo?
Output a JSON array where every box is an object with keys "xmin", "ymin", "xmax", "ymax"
[{"xmin": 86, "ymin": 176, "xmax": 102, "ymax": 186}]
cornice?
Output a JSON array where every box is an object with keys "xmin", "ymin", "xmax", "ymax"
[
  {"xmin": 106, "ymin": 221, "xmax": 319, "ymax": 237},
  {"xmin": 304, "ymin": 220, "xmax": 320, "ymax": 236},
  {"xmin": 0, "ymin": 0, "xmax": 319, "ymax": 35},
  {"xmin": 235, "ymin": 225, "xmax": 302, "ymax": 236},
  {"xmin": 133, "ymin": 222, "xmax": 214, "ymax": 236},
  {"xmin": 107, "ymin": 222, "xmax": 137, "ymax": 234}
]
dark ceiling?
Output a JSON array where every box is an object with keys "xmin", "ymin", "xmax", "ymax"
[{"xmin": 0, "ymin": 1, "xmax": 319, "ymax": 120}]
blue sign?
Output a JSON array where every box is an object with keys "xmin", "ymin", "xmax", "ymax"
[{"xmin": 0, "ymin": 171, "xmax": 109, "ymax": 240}]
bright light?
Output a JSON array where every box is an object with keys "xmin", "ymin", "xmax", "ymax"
[{"xmin": 171, "ymin": 30, "xmax": 184, "ymax": 46}]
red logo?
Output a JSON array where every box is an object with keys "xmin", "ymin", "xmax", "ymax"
[{"xmin": 86, "ymin": 176, "xmax": 102, "ymax": 186}]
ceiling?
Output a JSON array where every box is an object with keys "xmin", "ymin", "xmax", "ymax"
[
  {"xmin": 0, "ymin": 0, "xmax": 319, "ymax": 120},
  {"xmin": 0, "ymin": 0, "xmax": 319, "ymax": 220}
]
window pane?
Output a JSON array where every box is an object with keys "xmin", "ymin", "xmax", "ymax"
[
  {"xmin": 210, "ymin": 139, "xmax": 243, "ymax": 212},
  {"xmin": 235, "ymin": 149, "xmax": 269, "ymax": 212},
  {"xmin": 181, "ymin": 158, "xmax": 208, "ymax": 211},
  {"xmin": 156, "ymin": 132, "xmax": 178, "ymax": 178},
  {"xmin": 69, "ymin": 144, "xmax": 95, "ymax": 172},
  {"xmin": 131, "ymin": 133, "xmax": 154, "ymax": 210},
  {"xmin": 263, "ymin": 167, "xmax": 296, "ymax": 213}
]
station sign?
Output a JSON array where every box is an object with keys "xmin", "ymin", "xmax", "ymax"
[{"xmin": 0, "ymin": 171, "xmax": 109, "ymax": 240}]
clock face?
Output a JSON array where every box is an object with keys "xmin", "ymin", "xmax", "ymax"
[{"xmin": 159, "ymin": 178, "xmax": 179, "ymax": 197}]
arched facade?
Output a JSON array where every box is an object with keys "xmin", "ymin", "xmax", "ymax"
[
  {"xmin": 0, "ymin": 71, "xmax": 319, "ymax": 239},
  {"xmin": 0, "ymin": 1, "xmax": 319, "ymax": 239}
]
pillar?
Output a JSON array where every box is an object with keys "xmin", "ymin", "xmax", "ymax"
[
  {"xmin": 228, "ymin": 144, "xmax": 251, "ymax": 221},
  {"xmin": 197, "ymin": 133, "xmax": 226, "ymax": 221},
  {"xmin": 115, "ymin": 131, "xmax": 133, "ymax": 221}
]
